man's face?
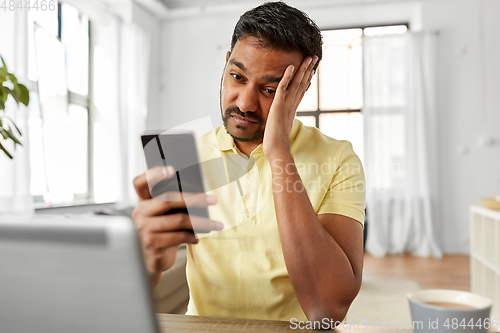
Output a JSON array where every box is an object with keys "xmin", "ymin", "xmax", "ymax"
[{"xmin": 220, "ymin": 36, "xmax": 303, "ymax": 143}]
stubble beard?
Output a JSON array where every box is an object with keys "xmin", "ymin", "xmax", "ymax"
[
  {"xmin": 221, "ymin": 106, "xmax": 265, "ymax": 143},
  {"xmin": 220, "ymin": 77, "xmax": 265, "ymax": 143}
]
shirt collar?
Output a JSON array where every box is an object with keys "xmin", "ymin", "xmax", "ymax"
[{"xmin": 213, "ymin": 126, "xmax": 236, "ymax": 151}]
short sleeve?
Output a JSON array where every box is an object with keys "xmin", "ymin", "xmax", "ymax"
[{"xmin": 316, "ymin": 142, "xmax": 366, "ymax": 227}]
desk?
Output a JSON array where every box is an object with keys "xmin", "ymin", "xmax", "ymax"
[{"xmin": 157, "ymin": 314, "xmax": 412, "ymax": 332}]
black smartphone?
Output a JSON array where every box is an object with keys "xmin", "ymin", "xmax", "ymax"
[{"xmin": 141, "ymin": 132, "xmax": 209, "ymax": 222}]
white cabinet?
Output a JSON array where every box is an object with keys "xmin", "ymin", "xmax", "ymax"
[{"xmin": 470, "ymin": 205, "xmax": 500, "ymax": 321}]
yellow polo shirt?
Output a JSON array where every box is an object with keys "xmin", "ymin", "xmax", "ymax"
[{"xmin": 186, "ymin": 119, "xmax": 365, "ymax": 321}]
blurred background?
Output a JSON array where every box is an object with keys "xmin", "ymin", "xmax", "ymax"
[{"xmin": 0, "ymin": 0, "xmax": 499, "ymax": 257}]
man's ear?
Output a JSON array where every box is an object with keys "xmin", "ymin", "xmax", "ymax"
[{"xmin": 226, "ymin": 51, "xmax": 231, "ymax": 62}]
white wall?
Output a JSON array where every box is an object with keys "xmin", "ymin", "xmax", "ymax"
[
  {"xmin": 159, "ymin": 1, "xmax": 421, "ymax": 130},
  {"xmin": 109, "ymin": 0, "xmax": 163, "ymax": 129},
  {"xmin": 160, "ymin": 10, "xmax": 242, "ymax": 131},
  {"xmin": 422, "ymin": 0, "xmax": 500, "ymax": 253},
  {"xmin": 157, "ymin": 0, "xmax": 500, "ymax": 253},
  {"xmin": 129, "ymin": 1, "xmax": 162, "ymax": 130}
]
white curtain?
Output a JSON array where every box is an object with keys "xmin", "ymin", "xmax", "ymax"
[
  {"xmin": 0, "ymin": 10, "xmax": 33, "ymax": 214},
  {"xmin": 118, "ymin": 23, "xmax": 150, "ymax": 206},
  {"xmin": 364, "ymin": 32, "xmax": 442, "ymax": 257},
  {"xmin": 0, "ymin": 9, "xmax": 150, "ymax": 212},
  {"xmin": 92, "ymin": 16, "xmax": 150, "ymax": 207}
]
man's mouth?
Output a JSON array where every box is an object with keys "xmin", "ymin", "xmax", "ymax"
[{"xmin": 230, "ymin": 114, "xmax": 258, "ymax": 126}]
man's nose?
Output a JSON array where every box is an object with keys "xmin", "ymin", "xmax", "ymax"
[{"xmin": 236, "ymin": 84, "xmax": 259, "ymax": 113}]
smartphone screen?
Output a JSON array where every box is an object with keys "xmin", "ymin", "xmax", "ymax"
[{"xmin": 141, "ymin": 132, "xmax": 209, "ymax": 220}]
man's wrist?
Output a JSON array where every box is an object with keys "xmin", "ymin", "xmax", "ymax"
[
  {"xmin": 268, "ymin": 152, "xmax": 296, "ymax": 177},
  {"xmin": 265, "ymin": 147, "xmax": 292, "ymax": 163}
]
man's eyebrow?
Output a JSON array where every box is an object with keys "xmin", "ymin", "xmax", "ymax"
[
  {"xmin": 261, "ymin": 75, "xmax": 282, "ymax": 83},
  {"xmin": 228, "ymin": 59, "xmax": 282, "ymax": 83},
  {"xmin": 229, "ymin": 59, "xmax": 246, "ymax": 72}
]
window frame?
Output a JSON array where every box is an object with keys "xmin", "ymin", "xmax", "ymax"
[
  {"xmin": 31, "ymin": 2, "xmax": 94, "ymax": 208},
  {"xmin": 296, "ymin": 23, "xmax": 409, "ymax": 127}
]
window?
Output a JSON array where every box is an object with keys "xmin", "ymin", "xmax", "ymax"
[
  {"xmin": 296, "ymin": 24, "xmax": 408, "ymax": 164},
  {"xmin": 28, "ymin": 3, "xmax": 92, "ymax": 207}
]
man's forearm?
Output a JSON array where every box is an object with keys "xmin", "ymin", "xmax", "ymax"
[{"xmin": 268, "ymin": 152, "xmax": 360, "ymax": 321}]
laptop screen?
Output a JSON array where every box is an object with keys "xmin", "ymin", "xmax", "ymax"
[{"xmin": 0, "ymin": 214, "xmax": 159, "ymax": 333}]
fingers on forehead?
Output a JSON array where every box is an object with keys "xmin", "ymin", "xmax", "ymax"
[
  {"xmin": 300, "ymin": 56, "xmax": 318, "ymax": 84},
  {"xmin": 301, "ymin": 56, "xmax": 313, "ymax": 69},
  {"xmin": 293, "ymin": 57, "xmax": 314, "ymax": 85},
  {"xmin": 282, "ymin": 65, "xmax": 295, "ymax": 90},
  {"xmin": 302, "ymin": 56, "xmax": 318, "ymax": 73}
]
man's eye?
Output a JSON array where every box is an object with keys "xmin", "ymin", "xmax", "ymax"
[
  {"xmin": 231, "ymin": 73, "xmax": 242, "ymax": 80},
  {"xmin": 264, "ymin": 88, "xmax": 276, "ymax": 96}
]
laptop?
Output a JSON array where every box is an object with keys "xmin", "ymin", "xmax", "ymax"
[{"xmin": 0, "ymin": 214, "xmax": 159, "ymax": 333}]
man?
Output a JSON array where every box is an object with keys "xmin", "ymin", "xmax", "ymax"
[{"xmin": 132, "ymin": 1, "xmax": 365, "ymax": 323}]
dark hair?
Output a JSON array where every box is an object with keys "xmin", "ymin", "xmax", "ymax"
[{"xmin": 230, "ymin": 1, "xmax": 322, "ymax": 70}]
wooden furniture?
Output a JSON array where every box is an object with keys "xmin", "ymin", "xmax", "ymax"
[
  {"xmin": 156, "ymin": 314, "xmax": 412, "ymax": 332},
  {"xmin": 470, "ymin": 205, "xmax": 500, "ymax": 321},
  {"xmin": 363, "ymin": 252, "xmax": 470, "ymax": 291}
]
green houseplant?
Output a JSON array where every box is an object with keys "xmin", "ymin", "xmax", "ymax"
[{"xmin": 0, "ymin": 55, "xmax": 29, "ymax": 159}]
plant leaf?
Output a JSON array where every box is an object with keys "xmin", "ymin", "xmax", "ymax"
[
  {"xmin": 6, "ymin": 127, "xmax": 22, "ymax": 147},
  {"xmin": 0, "ymin": 56, "xmax": 7, "ymax": 77},
  {"xmin": 0, "ymin": 141, "xmax": 13, "ymax": 159},
  {"xmin": 3, "ymin": 87, "xmax": 20, "ymax": 104},
  {"xmin": 0, "ymin": 55, "xmax": 7, "ymax": 71},
  {"xmin": 11, "ymin": 121, "xmax": 22, "ymax": 136},
  {"xmin": 8, "ymin": 72, "xmax": 18, "ymax": 85},
  {"xmin": 1, "ymin": 115, "xmax": 22, "ymax": 136},
  {"xmin": 0, "ymin": 128, "xmax": 8, "ymax": 140},
  {"xmin": 18, "ymin": 83, "xmax": 29, "ymax": 106},
  {"xmin": 0, "ymin": 88, "xmax": 7, "ymax": 103}
]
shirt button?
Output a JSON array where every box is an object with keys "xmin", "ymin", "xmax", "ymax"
[
  {"xmin": 248, "ymin": 169, "xmax": 255, "ymax": 175},
  {"xmin": 245, "ymin": 193, "xmax": 253, "ymax": 200}
]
